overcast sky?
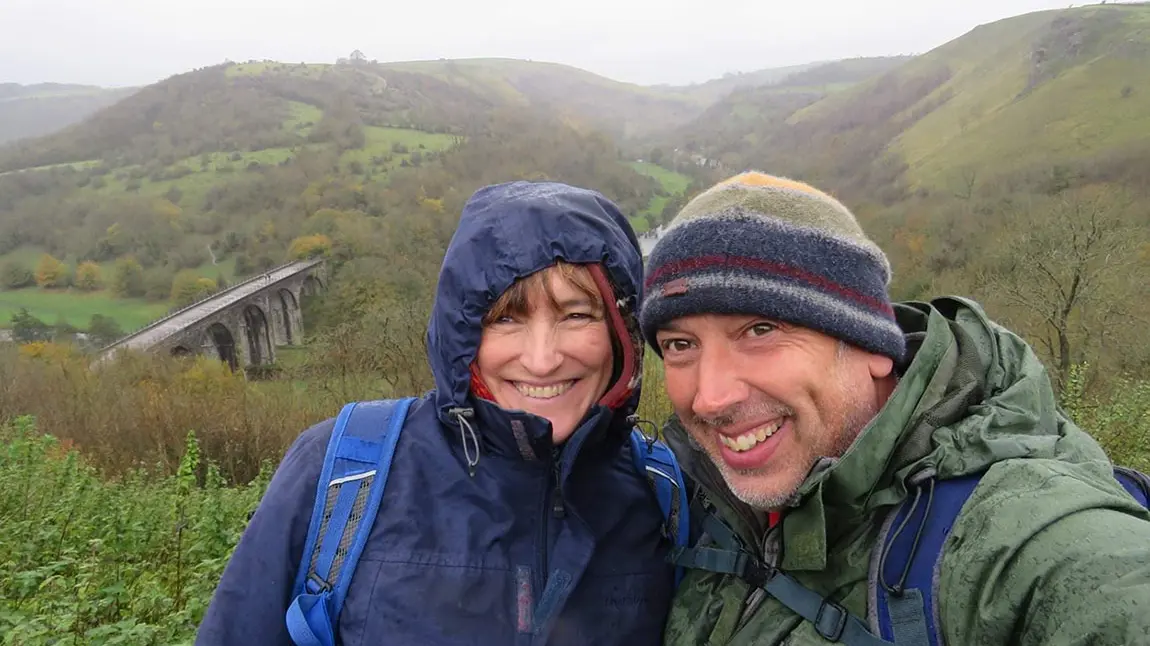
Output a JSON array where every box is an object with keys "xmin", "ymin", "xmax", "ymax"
[{"xmin": 1, "ymin": 0, "xmax": 1092, "ymax": 88}]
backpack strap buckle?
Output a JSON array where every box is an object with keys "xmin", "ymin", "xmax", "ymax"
[
  {"xmin": 306, "ymin": 572, "xmax": 332, "ymax": 594},
  {"xmin": 815, "ymin": 599, "xmax": 849, "ymax": 641}
]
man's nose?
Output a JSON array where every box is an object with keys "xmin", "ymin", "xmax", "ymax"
[{"xmin": 691, "ymin": 341, "xmax": 750, "ymax": 419}]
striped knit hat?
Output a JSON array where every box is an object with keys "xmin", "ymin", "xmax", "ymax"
[{"xmin": 640, "ymin": 171, "xmax": 905, "ymax": 362}]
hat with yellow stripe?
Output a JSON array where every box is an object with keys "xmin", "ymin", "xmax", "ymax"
[{"xmin": 639, "ymin": 171, "xmax": 905, "ymax": 362}]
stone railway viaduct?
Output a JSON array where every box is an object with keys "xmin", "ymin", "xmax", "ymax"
[{"xmin": 97, "ymin": 259, "xmax": 326, "ymax": 370}]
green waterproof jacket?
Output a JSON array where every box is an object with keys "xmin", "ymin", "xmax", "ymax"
[{"xmin": 663, "ymin": 296, "xmax": 1150, "ymax": 646}]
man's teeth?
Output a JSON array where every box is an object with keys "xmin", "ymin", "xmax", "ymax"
[
  {"xmin": 515, "ymin": 381, "xmax": 575, "ymax": 399},
  {"xmin": 719, "ymin": 420, "xmax": 784, "ymax": 453}
]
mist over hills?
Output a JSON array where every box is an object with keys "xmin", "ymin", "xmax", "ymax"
[{"xmin": 0, "ymin": 83, "xmax": 138, "ymax": 146}]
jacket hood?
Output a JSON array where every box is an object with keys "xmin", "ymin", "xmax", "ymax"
[
  {"xmin": 668, "ymin": 296, "xmax": 1112, "ymax": 569},
  {"xmin": 426, "ymin": 180, "xmax": 645, "ymax": 429}
]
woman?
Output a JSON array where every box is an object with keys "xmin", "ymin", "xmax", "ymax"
[{"xmin": 196, "ymin": 181, "xmax": 678, "ymax": 645}]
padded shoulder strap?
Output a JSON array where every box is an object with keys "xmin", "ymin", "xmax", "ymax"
[
  {"xmin": 286, "ymin": 397, "xmax": 417, "ymax": 646},
  {"xmin": 873, "ymin": 473, "xmax": 982, "ymax": 646},
  {"xmin": 630, "ymin": 429, "xmax": 691, "ymax": 586},
  {"xmin": 1115, "ymin": 465, "xmax": 1150, "ymax": 507}
]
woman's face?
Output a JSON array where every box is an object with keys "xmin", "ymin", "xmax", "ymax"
[{"xmin": 475, "ymin": 265, "xmax": 615, "ymax": 444}]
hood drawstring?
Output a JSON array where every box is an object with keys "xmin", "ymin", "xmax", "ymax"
[
  {"xmin": 627, "ymin": 414, "xmax": 659, "ymax": 452},
  {"xmin": 450, "ymin": 407, "xmax": 480, "ymax": 477}
]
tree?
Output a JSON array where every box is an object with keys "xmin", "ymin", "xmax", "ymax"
[
  {"xmin": 1, "ymin": 260, "xmax": 33, "ymax": 290},
  {"xmin": 75, "ymin": 261, "xmax": 103, "ymax": 291},
  {"xmin": 11, "ymin": 308, "xmax": 51, "ymax": 343},
  {"xmin": 87, "ymin": 314, "xmax": 125, "ymax": 347},
  {"xmin": 34, "ymin": 253, "xmax": 68, "ymax": 288},
  {"xmin": 110, "ymin": 256, "xmax": 146, "ymax": 298},
  {"xmin": 170, "ymin": 270, "xmax": 218, "ymax": 307},
  {"xmin": 975, "ymin": 187, "xmax": 1149, "ymax": 390},
  {"xmin": 289, "ymin": 234, "xmax": 333, "ymax": 260}
]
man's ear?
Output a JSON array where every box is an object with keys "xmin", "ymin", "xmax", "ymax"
[{"xmin": 868, "ymin": 352, "xmax": 894, "ymax": 380}]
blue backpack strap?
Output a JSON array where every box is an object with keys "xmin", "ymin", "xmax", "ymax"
[
  {"xmin": 1115, "ymin": 465, "xmax": 1150, "ymax": 507},
  {"xmin": 874, "ymin": 465, "xmax": 1150, "ymax": 646},
  {"xmin": 285, "ymin": 397, "xmax": 417, "ymax": 646},
  {"xmin": 630, "ymin": 429, "xmax": 691, "ymax": 587},
  {"xmin": 873, "ymin": 472, "xmax": 982, "ymax": 646}
]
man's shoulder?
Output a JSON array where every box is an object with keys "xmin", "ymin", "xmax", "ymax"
[
  {"xmin": 937, "ymin": 458, "xmax": 1150, "ymax": 644},
  {"xmin": 962, "ymin": 457, "xmax": 1147, "ymax": 523}
]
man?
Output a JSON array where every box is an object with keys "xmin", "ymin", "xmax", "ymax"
[{"xmin": 639, "ymin": 171, "xmax": 1150, "ymax": 645}]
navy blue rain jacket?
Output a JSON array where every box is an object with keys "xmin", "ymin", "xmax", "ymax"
[{"xmin": 195, "ymin": 181, "xmax": 675, "ymax": 645}]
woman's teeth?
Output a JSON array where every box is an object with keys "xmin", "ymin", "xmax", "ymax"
[
  {"xmin": 719, "ymin": 420, "xmax": 784, "ymax": 453},
  {"xmin": 515, "ymin": 381, "xmax": 575, "ymax": 399}
]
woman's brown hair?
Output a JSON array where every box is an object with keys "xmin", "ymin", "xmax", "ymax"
[{"xmin": 482, "ymin": 261, "xmax": 604, "ymax": 325}]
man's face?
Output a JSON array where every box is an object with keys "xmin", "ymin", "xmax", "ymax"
[{"xmin": 655, "ymin": 314, "xmax": 894, "ymax": 510}]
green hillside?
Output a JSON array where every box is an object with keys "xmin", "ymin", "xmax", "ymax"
[
  {"xmin": 0, "ymin": 58, "xmax": 665, "ymax": 330},
  {"xmin": 891, "ymin": 5, "xmax": 1150, "ymax": 189},
  {"xmin": 627, "ymin": 161, "xmax": 694, "ymax": 231},
  {"xmin": 733, "ymin": 4, "xmax": 1150, "ymax": 195},
  {"xmin": 381, "ymin": 57, "xmax": 705, "ymax": 138},
  {"xmin": 649, "ymin": 57, "xmax": 914, "ymax": 169}
]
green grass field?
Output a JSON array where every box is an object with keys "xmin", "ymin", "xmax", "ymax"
[
  {"xmin": 0, "ymin": 288, "xmax": 169, "ymax": 330},
  {"xmin": 338, "ymin": 126, "xmax": 458, "ymax": 172},
  {"xmin": 185, "ymin": 253, "xmax": 239, "ymax": 283},
  {"xmin": 284, "ymin": 101, "xmax": 323, "ymax": 137},
  {"xmin": 627, "ymin": 161, "xmax": 693, "ymax": 231}
]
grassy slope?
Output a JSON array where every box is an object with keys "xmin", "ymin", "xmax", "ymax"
[
  {"xmin": 897, "ymin": 6, "xmax": 1150, "ymax": 188},
  {"xmin": 0, "ymin": 71, "xmax": 457, "ymax": 329},
  {"xmin": 785, "ymin": 4, "xmax": 1150, "ymax": 191},
  {"xmin": 339, "ymin": 126, "xmax": 457, "ymax": 170},
  {"xmin": 627, "ymin": 161, "xmax": 692, "ymax": 231},
  {"xmin": 383, "ymin": 58, "xmax": 707, "ymax": 138}
]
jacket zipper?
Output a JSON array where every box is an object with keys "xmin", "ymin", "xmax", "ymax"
[
  {"xmin": 537, "ymin": 448, "xmax": 564, "ymax": 615},
  {"xmin": 736, "ymin": 524, "xmax": 780, "ymax": 630}
]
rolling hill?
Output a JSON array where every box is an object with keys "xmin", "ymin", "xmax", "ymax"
[
  {"xmin": 670, "ymin": 3, "xmax": 1150, "ymax": 200},
  {"xmin": 651, "ymin": 56, "xmax": 912, "ymax": 166},
  {"xmin": 0, "ymin": 58, "xmax": 684, "ymax": 331},
  {"xmin": 0, "ymin": 83, "xmax": 138, "ymax": 146},
  {"xmin": 5, "ymin": 3, "xmax": 1150, "ymax": 338}
]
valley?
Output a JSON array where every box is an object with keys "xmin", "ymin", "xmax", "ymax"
[{"xmin": 2, "ymin": 3, "xmax": 1150, "ymax": 642}]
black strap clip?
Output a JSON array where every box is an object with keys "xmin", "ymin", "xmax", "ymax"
[{"xmin": 815, "ymin": 599, "xmax": 849, "ymax": 641}]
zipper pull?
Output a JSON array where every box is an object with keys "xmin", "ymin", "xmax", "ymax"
[
  {"xmin": 551, "ymin": 461, "xmax": 565, "ymax": 518},
  {"xmin": 552, "ymin": 486, "xmax": 566, "ymax": 518}
]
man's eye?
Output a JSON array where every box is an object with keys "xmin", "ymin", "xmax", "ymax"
[
  {"xmin": 660, "ymin": 339, "xmax": 691, "ymax": 353},
  {"xmin": 747, "ymin": 322, "xmax": 776, "ymax": 337}
]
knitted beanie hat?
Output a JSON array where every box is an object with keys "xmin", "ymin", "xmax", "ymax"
[{"xmin": 639, "ymin": 171, "xmax": 905, "ymax": 362}]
